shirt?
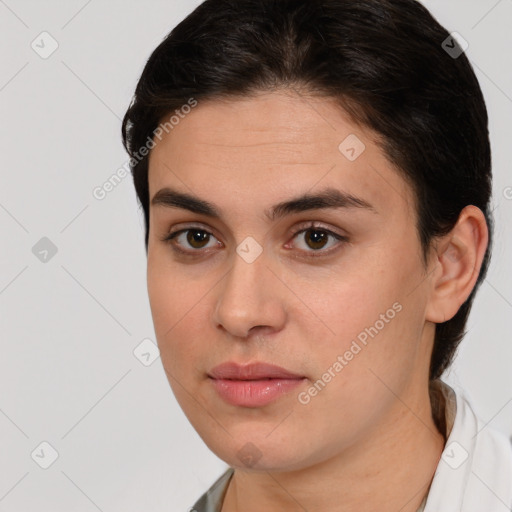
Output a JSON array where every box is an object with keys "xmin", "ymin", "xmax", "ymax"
[{"xmin": 190, "ymin": 379, "xmax": 512, "ymax": 511}]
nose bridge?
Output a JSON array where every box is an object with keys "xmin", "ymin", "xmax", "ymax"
[
  {"xmin": 214, "ymin": 244, "xmax": 284, "ymax": 337},
  {"xmin": 223, "ymin": 245, "xmax": 268, "ymax": 308}
]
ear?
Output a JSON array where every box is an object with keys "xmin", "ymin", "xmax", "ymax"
[{"xmin": 425, "ymin": 205, "xmax": 489, "ymax": 323}]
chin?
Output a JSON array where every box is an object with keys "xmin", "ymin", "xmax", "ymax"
[{"xmin": 201, "ymin": 433, "xmax": 313, "ymax": 472}]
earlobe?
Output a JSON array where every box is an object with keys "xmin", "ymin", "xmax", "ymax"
[{"xmin": 425, "ymin": 206, "xmax": 489, "ymax": 324}]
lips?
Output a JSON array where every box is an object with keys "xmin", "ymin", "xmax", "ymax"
[
  {"xmin": 208, "ymin": 361, "xmax": 304, "ymax": 380},
  {"xmin": 208, "ymin": 362, "xmax": 306, "ymax": 407}
]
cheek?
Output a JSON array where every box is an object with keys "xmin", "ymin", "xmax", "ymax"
[
  {"xmin": 305, "ymin": 248, "xmax": 423, "ymax": 373},
  {"xmin": 147, "ymin": 259, "xmax": 209, "ymax": 371},
  {"xmin": 295, "ymin": 276, "xmax": 423, "ymax": 445},
  {"xmin": 310, "ymin": 264, "xmax": 396, "ymax": 336}
]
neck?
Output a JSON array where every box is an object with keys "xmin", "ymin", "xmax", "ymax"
[{"xmin": 221, "ymin": 380, "xmax": 445, "ymax": 512}]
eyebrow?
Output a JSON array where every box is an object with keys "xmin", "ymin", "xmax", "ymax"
[{"xmin": 150, "ymin": 186, "xmax": 377, "ymax": 221}]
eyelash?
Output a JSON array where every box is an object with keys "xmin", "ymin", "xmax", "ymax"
[{"xmin": 160, "ymin": 222, "xmax": 349, "ymax": 259}]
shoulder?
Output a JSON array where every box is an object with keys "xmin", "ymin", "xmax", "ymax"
[
  {"xmin": 190, "ymin": 467, "xmax": 234, "ymax": 512},
  {"xmin": 424, "ymin": 381, "xmax": 512, "ymax": 512}
]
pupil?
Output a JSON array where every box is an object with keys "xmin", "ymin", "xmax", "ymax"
[
  {"xmin": 307, "ymin": 229, "xmax": 327, "ymax": 249},
  {"xmin": 188, "ymin": 230, "xmax": 209, "ymax": 248}
]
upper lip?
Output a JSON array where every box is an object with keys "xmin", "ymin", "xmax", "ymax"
[{"xmin": 208, "ymin": 362, "xmax": 304, "ymax": 380}]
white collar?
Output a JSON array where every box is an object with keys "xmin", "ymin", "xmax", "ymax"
[{"xmin": 423, "ymin": 380, "xmax": 512, "ymax": 511}]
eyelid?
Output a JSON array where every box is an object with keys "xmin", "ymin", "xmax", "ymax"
[
  {"xmin": 161, "ymin": 221, "xmax": 349, "ymax": 257},
  {"xmin": 290, "ymin": 220, "xmax": 347, "ymax": 239},
  {"xmin": 285, "ymin": 221, "xmax": 349, "ymax": 257},
  {"xmin": 160, "ymin": 222, "xmax": 223, "ymax": 255},
  {"xmin": 163, "ymin": 221, "xmax": 219, "ymax": 238}
]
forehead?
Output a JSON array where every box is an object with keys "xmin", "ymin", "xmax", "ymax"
[{"xmin": 147, "ymin": 91, "xmax": 415, "ymax": 220}]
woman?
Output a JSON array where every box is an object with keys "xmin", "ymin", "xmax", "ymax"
[{"xmin": 121, "ymin": 0, "xmax": 512, "ymax": 510}]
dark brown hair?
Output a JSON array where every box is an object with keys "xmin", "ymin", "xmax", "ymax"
[{"xmin": 121, "ymin": 0, "xmax": 493, "ymax": 381}]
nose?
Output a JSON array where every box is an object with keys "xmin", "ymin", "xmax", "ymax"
[{"xmin": 212, "ymin": 249, "xmax": 287, "ymax": 340}]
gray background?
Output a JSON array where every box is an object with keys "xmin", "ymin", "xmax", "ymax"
[{"xmin": 0, "ymin": 0, "xmax": 511, "ymax": 510}]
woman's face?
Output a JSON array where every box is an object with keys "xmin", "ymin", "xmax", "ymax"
[{"xmin": 146, "ymin": 91, "xmax": 435, "ymax": 471}]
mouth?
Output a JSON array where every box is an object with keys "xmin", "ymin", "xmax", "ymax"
[
  {"xmin": 207, "ymin": 361, "xmax": 306, "ymax": 407},
  {"xmin": 208, "ymin": 361, "xmax": 305, "ymax": 380}
]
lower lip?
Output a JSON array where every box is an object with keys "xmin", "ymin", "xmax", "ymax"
[{"xmin": 209, "ymin": 377, "xmax": 306, "ymax": 407}]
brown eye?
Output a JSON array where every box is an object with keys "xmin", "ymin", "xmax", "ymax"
[
  {"xmin": 186, "ymin": 229, "xmax": 211, "ymax": 249},
  {"xmin": 303, "ymin": 228, "xmax": 329, "ymax": 250},
  {"xmin": 162, "ymin": 227, "xmax": 220, "ymax": 254},
  {"xmin": 161, "ymin": 223, "xmax": 348, "ymax": 259},
  {"xmin": 288, "ymin": 223, "xmax": 348, "ymax": 257}
]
